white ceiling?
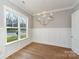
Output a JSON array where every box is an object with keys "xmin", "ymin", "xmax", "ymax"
[{"xmin": 8, "ymin": 0, "xmax": 78, "ymax": 15}]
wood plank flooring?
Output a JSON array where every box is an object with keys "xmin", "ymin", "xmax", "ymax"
[{"xmin": 6, "ymin": 42, "xmax": 79, "ymax": 59}]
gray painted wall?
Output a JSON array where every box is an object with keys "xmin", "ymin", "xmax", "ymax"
[
  {"xmin": 33, "ymin": 9, "xmax": 72, "ymax": 28},
  {"xmin": 32, "ymin": 9, "xmax": 72, "ymax": 48}
]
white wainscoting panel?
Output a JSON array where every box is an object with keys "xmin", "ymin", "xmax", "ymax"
[
  {"xmin": 5, "ymin": 39, "xmax": 32, "ymax": 58},
  {"xmin": 32, "ymin": 28, "xmax": 72, "ymax": 48}
]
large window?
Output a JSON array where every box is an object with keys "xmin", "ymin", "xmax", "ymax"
[{"xmin": 5, "ymin": 6, "xmax": 28, "ymax": 43}]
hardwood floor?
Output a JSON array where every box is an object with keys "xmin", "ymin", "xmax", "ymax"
[{"xmin": 6, "ymin": 42, "xmax": 79, "ymax": 59}]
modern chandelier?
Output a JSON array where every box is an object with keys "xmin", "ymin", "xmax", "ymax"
[{"xmin": 35, "ymin": 11, "xmax": 54, "ymax": 26}]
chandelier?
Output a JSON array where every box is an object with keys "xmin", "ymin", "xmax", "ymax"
[{"xmin": 35, "ymin": 11, "xmax": 54, "ymax": 26}]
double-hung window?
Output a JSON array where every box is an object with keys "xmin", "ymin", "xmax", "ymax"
[{"xmin": 5, "ymin": 6, "xmax": 28, "ymax": 43}]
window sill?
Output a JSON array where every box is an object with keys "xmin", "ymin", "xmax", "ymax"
[{"xmin": 6, "ymin": 38, "xmax": 29, "ymax": 45}]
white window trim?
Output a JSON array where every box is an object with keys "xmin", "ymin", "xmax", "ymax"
[{"xmin": 4, "ymin": 5, "xmax": 29, "ymax": 45}]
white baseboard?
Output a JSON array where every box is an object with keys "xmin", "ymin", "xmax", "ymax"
[
  {"xmin": 72, "ymin": 48, "xmax": 79, "ymax": 55},
  {"xmin": 33, "ymin": 40, "xmax": 71, "ymax": 49}
]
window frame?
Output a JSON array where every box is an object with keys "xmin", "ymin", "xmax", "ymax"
[{"xmin": 4, "ymin": 6, "xmax": 29, "ymax": 45}]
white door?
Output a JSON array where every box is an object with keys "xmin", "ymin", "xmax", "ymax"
[{"xmin": 72, "ymin": 9, "xmax": 79, "ymax": 55}]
